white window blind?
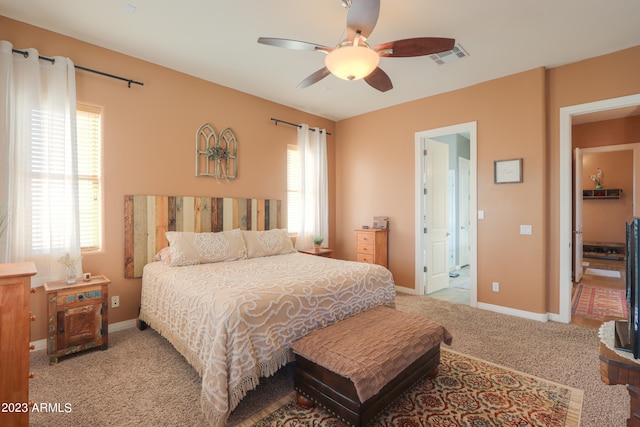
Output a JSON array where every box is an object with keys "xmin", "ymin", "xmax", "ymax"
[
  {"xmin": 30, "ymin": 109, "xmax": 69, "ymax": 253},
  {"xmin": 76, "ymin": 105, "xmax": 102, "ymax": 251},
  {"xmin": 287, "ymin": 144, "xmax": 301, "ymax": 233}
]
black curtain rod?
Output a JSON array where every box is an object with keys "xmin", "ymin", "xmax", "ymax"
[
  {"xmin": 11, "ymin": 48, "xmax": 144, "ymax": 88},
  {"xmin": 271, "ymin": 118, "xmax": 331, "ymax": 136}
]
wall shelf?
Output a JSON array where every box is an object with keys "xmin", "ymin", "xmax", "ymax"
[{"xmin": 582, "ymin": 188, "xmax": 622, "ymax": 199}]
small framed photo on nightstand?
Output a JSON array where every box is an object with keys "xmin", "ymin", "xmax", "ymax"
[{"xmin": 494, "ymin": 158, "xmax": 523, "ymax": 184}]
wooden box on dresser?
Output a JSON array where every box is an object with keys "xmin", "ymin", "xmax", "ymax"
[
  {"xmin": 44, "ymin": 275, "xmax": 109, "ymax": 364},
  {"xmin": 355, "ymin": 228, "xmax": 388, "ymax": 267},
  {"xmin": 0, "ymin": 262, "xmax": 37, "ymax": 427}
]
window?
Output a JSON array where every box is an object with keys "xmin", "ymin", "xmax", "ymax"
[
  {"xmin": 287, "ymin": 144, "xmax": 301, "ymax": 233},
  {"xmin": 76, "ymin": 105, "xmax": 102, "ymax": 251}
]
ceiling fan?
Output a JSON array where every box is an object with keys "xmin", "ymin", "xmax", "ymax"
[{"xmin": 257, "ymin": 0, "xmax": 455, "ymax": 92}]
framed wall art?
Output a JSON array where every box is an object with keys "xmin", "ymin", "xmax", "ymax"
[{"xmin": 494, "ymin": 158, "xmax": 523, "ymax": 184}]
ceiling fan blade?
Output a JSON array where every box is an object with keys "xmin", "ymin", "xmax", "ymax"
[
  {"xmin": 297, "ymin": 67, "xmax": 332, "ymax": 89},
  {"xmin": 375, "ymin": 37, "xmax": 456, "ymax": 57},
  {"xmin": 347, "ymin": 0, "xmax": 380, "ymax": 41},
  {"xmin": 364, "ymin": 67, "xmax": 393, "ymax": 92},
  {"xmin": 257, "ymin": 37, "xmax": 332, "ymax": 53}
]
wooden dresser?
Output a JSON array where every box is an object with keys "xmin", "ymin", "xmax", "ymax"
[
  {"xmin": 0, "ymin": 262, "xmax": 37, "ymax": 427},
  {"xmin": 355, "ymin": 228, "xmax": 388, "ymax": 267},
  {"xmin": 44, "ymin": 275, "xmax": 110, "ymax": 364}
]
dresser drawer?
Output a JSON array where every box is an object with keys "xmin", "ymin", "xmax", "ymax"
[
  {"xmin": 356, "ymin": 253, "xmax": 374, "ymax": 264},
  {"xmin": 356, "ymin": 233, "xmax": 375, "ymax": 245},
  {"xmin": 356, "ymin": 243, "xmax": 374, "ymax": 254}
]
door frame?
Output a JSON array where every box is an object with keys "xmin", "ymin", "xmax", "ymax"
[
  {"xmin": 414, "ymin": 121, "xmax": 477, "ymax": 306},
  {"xmin": 558, "ymin": 93, "xmax": 640, "ymax": 323}
]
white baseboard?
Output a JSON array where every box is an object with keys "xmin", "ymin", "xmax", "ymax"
[
  {"xmin": 477, "ymin": 302, "xmax": 549, "ymax": 322},
  {"xmin": 395, "ymin": 285, "xmax": 420, "ymax": 295},
  {"xmin": 30, "ymin": 318, "xmax": 138, "ymax": 351}
]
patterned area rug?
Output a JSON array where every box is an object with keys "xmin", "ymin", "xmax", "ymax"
[
  {"xmin": 571, "ymin": 284, "xmax": 628, "ymax": 320},
  {"xmin": 242, "ymin": 349, "xmax": 583, "ymax": 427}
]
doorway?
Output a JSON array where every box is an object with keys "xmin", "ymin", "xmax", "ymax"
[
  {"xmin": 414, "ymin": 122, "xmax": 478, "ymax": 306},
  {"xmin": 558, "ymin": 93, "xmax": 640, "ymax": 323}
]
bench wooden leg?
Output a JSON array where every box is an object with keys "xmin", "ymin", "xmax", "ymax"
[
  {"xmin": 296, "ymin": 392, "xmax": 315, "ymax": 408},
  {"xmin": 428, "ymin": 366, "xmax": 439, "ymax": 378}
]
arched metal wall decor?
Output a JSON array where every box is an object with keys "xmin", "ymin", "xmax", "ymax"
[{"xmin": 195, "ymin": 123, "xmax": 237, "ymax": 179}]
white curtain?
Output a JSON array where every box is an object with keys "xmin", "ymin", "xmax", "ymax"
[
  {"xmin": 295, "ymin": 124, "xmax": 328, "ymax": 250},
  {"xmin": 0, "ymin": 40, "xmax": 83, "ymax": 286}
]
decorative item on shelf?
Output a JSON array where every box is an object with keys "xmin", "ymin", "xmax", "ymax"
[
  {"xmin": 312, "ymin": 236, "xmax": 324, "ymax": 251},
  {"xmin": 58, "ymin": 253, "xmax": 80, "ymax": 284},
  {"xmin": 195, "ymin": 123, "xmax": 237, "ymax": 179},
  {"xmin": 590, "ymin": 168, "xmax": 603, "ymax": 189}
]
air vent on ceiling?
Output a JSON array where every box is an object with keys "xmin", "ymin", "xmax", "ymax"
[{"xmin": 429, "ymin": 44, "xmax": 469, "ymax": 65}]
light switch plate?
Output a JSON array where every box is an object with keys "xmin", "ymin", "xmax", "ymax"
[{"xmin": 520, "ymin": 225, "xmax": 532, "ymax": 235}]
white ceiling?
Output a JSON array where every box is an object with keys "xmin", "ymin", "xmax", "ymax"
[{"xmin": 1, "ymin": 0, "xmax": 639, "ymax": 121}]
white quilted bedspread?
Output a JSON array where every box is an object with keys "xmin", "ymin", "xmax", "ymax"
[{"xmin": 139, "ymin": 252, "xmax": 396, "ymax": 426}]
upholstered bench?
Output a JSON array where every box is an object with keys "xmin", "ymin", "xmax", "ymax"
[{"xmin": 291, "ymin": 305, "xmax": 453, "ymax": 426}]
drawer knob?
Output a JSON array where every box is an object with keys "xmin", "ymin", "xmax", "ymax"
[
  {"xmin": 30, "ymin": 314, "xmax": 36, "ymax": 321},
  {"xmin": 29, "ymin": 344, "xmax": 35, "ymax": 351},
  {"xmin": 59, "ymin": 328, "xmax": 65, "ymax": 334},
  {"xmin": 28, "ymin": 372, "xmax": 35, "ymax": 379},
  {"xmin": 30, "ymin": 288, "xmax": 36, "ymax": 294}
]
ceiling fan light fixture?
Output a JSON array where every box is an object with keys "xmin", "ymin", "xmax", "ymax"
[{"xmin": 324, "ymin": 43, "xmax": 379, "ymax": 81}]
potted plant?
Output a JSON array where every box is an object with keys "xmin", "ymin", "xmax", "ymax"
[{"xmin": 312, "ymin": 236, "xmax": 324, "ymax": 252}]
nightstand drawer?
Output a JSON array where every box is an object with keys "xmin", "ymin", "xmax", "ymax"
[
  {"xmin": 356, "ymin": 243, "xmax": 374, "ymax": 254},
  {"xmin": 356, "ymin": 233, "xmax": 374, "ymax": 244},
  {"xmin": 356, "ymin": 253, "xmax": 374, "ymax": 264}
]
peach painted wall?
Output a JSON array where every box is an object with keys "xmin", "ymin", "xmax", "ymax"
[
  {"xmin": 581, "ymin": 151, "xmax": 633, "ymax": 243},
  {"xmin": 547, "ymin": 45, "xmax": 640, "ymax": 313},
  {"xmin": 574, "ymin": 116, "xmax": 640, "ymax": 149},
  {"xmin": 335, "ymin": 68, "xmax": 548, "ymax": 314},
  {"xmin": 574, "ymin": 117, "xmax": 640, "ymax": 245},
  {"xmin": 0, "ymin": 17, "xmax": 336, "ymax": 341}
]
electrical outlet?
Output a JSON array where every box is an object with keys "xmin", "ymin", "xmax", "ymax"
[
  {"xmin": 492, "ymin": 282, "xmax": 500, "ymax": 292},
  {"xmin": 111, "ymin": 295, "xmax": 120, "ymax": 308}
]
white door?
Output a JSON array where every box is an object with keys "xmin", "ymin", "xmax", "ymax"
[
  {"xmin": 574, "ymin": 148, "xmax": 584, "ymax": 283},
  {"xmin": 458, "ymin": 157, "xmax": 471, "ymax": 267},
  {"xmin": 424, "ymin": 139, "xmax": 450, "ymax": 294}
]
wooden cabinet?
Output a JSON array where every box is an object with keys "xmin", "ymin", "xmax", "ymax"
[
  {"xmin": 355, "ymin": 229, "xmax": 388, "ymax": 267},
  {"xmin": 599, "ymin": 341, "xmax": 640, "ymax": 426},
  {"xmin": 44, "ymin": 275, "xmax": 109, "ymax": 364},
  {"xmin": 0, "ymin": 262, "xmax": 37, "ymax": 427}
]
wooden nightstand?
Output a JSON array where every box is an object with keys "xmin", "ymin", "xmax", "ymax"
[
  {"xmin": 44, "ymin": 275, "xmax": 109, "ymax": 364},
  {"xmin": 355, "ymin": 229, "xmax": 388, "ymax": 267},
  {"xmin": 299, "ymin": 248, "xmax": 334, "ymax": 258}
]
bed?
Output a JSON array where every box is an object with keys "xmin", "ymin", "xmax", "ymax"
[{"xmin": 126, "ymin": 195, "xmax": 396, "ymax": 426}]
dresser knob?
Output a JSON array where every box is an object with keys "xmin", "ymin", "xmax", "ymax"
[
  {"xmin": 28, "ymin": 372, "xmax": 35, "ymax": 379},
  {"xmin": 29, "ymin": 344, "xmax": 35, "ymax": 351},
  {"xmin": 59, "ymin": 328, "xmax": 65, "ymax": 334},
  {"xmin": 30, "ymin": 314, "xmax": 36, "ymax": 321},
  {"xmin": 30, "ymin": 288, "xmax": 36, "ymax": 294}
]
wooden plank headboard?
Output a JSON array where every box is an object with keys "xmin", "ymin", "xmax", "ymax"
[{"xmin": 124, "ymin": 195, "xmax": 282, "ymax": 278}]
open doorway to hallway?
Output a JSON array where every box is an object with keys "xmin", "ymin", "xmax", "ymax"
[{"xmin": 414, "ymin": 122, "xmax": 477, "ymax": 306}]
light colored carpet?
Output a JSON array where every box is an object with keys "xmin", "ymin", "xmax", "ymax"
[{"xmin": 28, "ymin": 294, "xmax": 629, "ymax": 427}]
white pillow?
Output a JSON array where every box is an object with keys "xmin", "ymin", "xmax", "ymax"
[
  {"xmin": 165, "ymin": 229, "xmax": 247, "ymax": 266},
  {"xmin": 242, "ymin": 229, "xmax": 296, "ymax": 258}
]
